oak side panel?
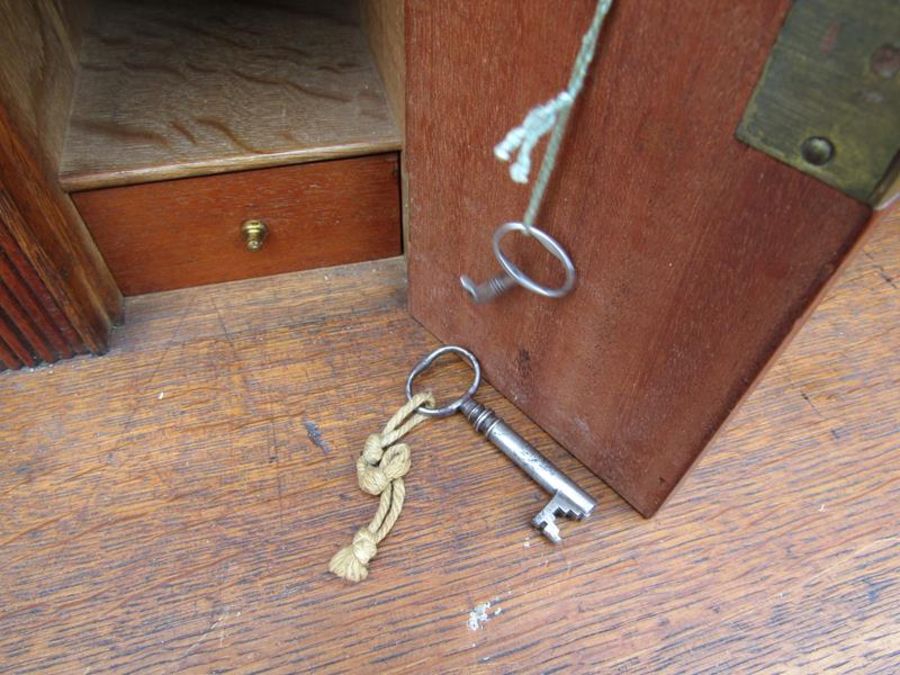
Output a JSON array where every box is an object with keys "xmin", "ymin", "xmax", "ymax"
[
  {"xmin": 0, "ymin": 128, "xmax": 122, "ymax": 355},
  {"xmin": 0, "ymin": 229, "xmax": 896, "ymax": 670},
  {"xmin": 60, "ymin": 0, "xmax": 401, "ymax": 191},
  {"xmin": 0, "ymin": 277, "xmax": 56, "ymax": 364},
  {"xmin": 0, "ymin": 252, "xmax": 74, "ymax": 360},
  {"xmin": 0, "ymin": 330, "xmax": 21, "ymax": 369},
  {"xmin": 0, "ymin": 0, "xmax": 121, "ymax": 358},
  {"xmin": 361, "ymin": 0, "xmax": 405, "ymax": 131},
  {"xmin": 0, "ymin": 221, "xmax": 81, "ymax": 358},
  {"xmin": 405, "ymin": 0, "xmax": 872, "ymax": 516},
  {"xmin": 0, "ymin": 0, "xmax": 89, "ymax": 170},
  {"xmin": 72, "ymin": 154, "xmax": 402, "ymax": 295},
  {"xmin": 0, "ymin": 310, "xmax": 36, "ymax": 367}
]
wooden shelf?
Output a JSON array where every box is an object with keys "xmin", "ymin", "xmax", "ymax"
[{"xmin": 59, "ymin": 0, "xmax": 401, "ymax": 191}]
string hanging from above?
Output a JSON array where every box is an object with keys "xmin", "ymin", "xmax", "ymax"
[
  {"xmin": 495, "ymin": 0, "xmax": 613, "ymax": 232},
  {"xmin": 460, "ymin": 0, "xmax": 615, "ymax": 304}
]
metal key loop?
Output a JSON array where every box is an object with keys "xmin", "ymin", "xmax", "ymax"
[
  {"xmin": 405, "ymin": 345, "xmax": 482, "ymax": 418},
  {"xmin": 406, "ymin": 345, "xmax": 597, "ymax": 543},
  {"xmin": 459, "ymin": 222, "xmax": 577, "ymax": 304}
]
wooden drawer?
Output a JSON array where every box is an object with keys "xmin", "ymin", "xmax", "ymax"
[{"xmin": 71, "ymin": 153, "xmax": 401, "ymax": 295}]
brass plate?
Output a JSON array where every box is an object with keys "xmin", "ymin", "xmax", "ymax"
[{"xmin": 737, "ymin": 0, "xmax": 900, "ymax": 204}]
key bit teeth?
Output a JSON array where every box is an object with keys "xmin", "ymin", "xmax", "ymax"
[{"xmin": 534, "ymin": 514, "xmax": 562, "ymax": 543}]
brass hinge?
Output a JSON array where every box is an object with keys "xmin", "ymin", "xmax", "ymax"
[{"xmin": 737, "ymin": 0, "xmax": 900, "ymax": 205}]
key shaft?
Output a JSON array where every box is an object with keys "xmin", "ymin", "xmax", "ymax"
[{"xmin": 459, "ymin": 398, "xmax": 596, "ymax": 518}]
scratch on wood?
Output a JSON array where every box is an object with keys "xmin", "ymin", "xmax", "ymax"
[
  {"xmin": 304, "ymin": 420, "xmax": 331, "ymax": 454},
  {"xmin": 178, "ymin": 610, "xmax": 230, "ymax": 663},
  {"xmin": 863, "ymin": 251, "xmax": 897, "ymax": 289},
  {"xmin": 800, "ymin": 391, "xmax": 823, "ymax": 417}
]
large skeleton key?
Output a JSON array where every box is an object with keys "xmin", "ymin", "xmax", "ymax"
[{"xmin": 406, "ymin": 346, "xmax": 597, "ymax": 543}]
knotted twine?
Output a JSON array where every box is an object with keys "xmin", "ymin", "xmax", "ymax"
[
  {"xmin": 329, "ymin": 391, "xmax": 435, "ymax": 582},
  {"xmin": 494, "ymin": 0, "xmax": 615, "ymax": 234}
]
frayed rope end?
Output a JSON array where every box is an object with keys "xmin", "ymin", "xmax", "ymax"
[
  {"xmin": 494, "ymin": 92, "xmax": 573, "ymax": 185},
  {"xmin": 329, "ymin": 528, "xmax": 378, "ymax": 583}
]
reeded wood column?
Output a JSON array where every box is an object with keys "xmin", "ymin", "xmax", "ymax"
[
  {"xmin": 0, "ymin": 1, "xmax": 123, "ymax": 370},
  {"xmin": 0, "ymin": 210, "xmax": 83, "ymax": 369},
  {"xmin": 0, "ymin": 107, "xmax": 123, "ymax": 369}
]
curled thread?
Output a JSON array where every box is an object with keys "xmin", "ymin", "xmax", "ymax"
[
  {"xmin": 494, "ymin": 92, "xmax": 574, "ymax": 185},
  {"xmin": 494, "ymin": 0, "xmax": 614, "ymax": 233}
]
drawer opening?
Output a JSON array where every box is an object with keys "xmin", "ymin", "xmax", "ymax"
[{"xmin": 30, "ymin": 0, "xmax": 408, "ymax": 296}]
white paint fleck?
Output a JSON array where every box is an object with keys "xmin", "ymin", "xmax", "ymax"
[
  {"xmin": 493, "ymin": 607, "xmax": 503, "ymax": 616},
  {"xmin": 467, "ymin": 602, "xmax": 492, "ymax": 631},
  {"xmin": 818, "ymin": 504, "xmax": 826, "ymax": 512},
  {"xmin": 158, "ymin": 391, "xmax": 166, "ymax": 400},
  {"xmin": 523, "ymin": 537, "xmax": 531, "ymax": 548},
  {"xmin": 574, "ymin": 417, "xmax": 591, "ymax": 436}
]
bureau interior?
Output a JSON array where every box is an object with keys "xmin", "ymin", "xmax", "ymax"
[
  {"xmin": 3, "ymin": 0, "xmax": 405, "ymax": 295},
  {"xmin": 60, "ymin": 0, "xmax": 404, "ymax": 191}
]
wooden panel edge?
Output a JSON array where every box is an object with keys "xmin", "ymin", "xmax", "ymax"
[
  {"xmin": 642, "ymin": 204, "xmax": 881, "ymax": 517},
  {"xmin": 361, "ymin": 0, "xmax": 406, "ymax": 132},
  {"xmin": 59, "ymin": 140, "xmax": 403, "ymax": 193},
  {"xmin": 0, "ymin": 104, "xmax": 123, "ymax": 354}
]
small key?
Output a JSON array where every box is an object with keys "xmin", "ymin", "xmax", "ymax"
[
  {"xmin": 459, "ymin": 273, "xmax": 518, "ymax": 304},
  {"xmin": 407, "ymin": 345, "xmax": 598, "ymax": 544},
  {"xmin": 458, "ymin": 398, "xmax": 596, "ymax": 543}
]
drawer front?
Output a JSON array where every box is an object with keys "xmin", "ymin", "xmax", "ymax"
[{"xmin": 72, "ymin": 153, "xmax": 401, "ymax": 295}]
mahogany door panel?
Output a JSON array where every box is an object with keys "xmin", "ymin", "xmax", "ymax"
[{"xmin": 405, "ymin": 0, "xmax": 872, "ymax": 516}]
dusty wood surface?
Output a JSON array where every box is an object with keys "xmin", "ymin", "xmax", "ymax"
[
  {"xmin": 406, "ymin": 0, "xmax": 872, "ymax": 517},
  {"xmin": 0, "ymin": 0, "xmax": 122, "ymax": 359},
  {"xmin": 1, "ymin": 221, "xmax": 897, "ymax": 672},
  {"xmin": 72, "ymin": 153, "xmax": 402, "ymax": 295},
  {"xmin": 60, "ymin": 0, "xmax": 401, "ymax": 191}
]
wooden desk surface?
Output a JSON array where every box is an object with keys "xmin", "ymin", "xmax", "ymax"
[{"xmin": 1, "ymin": 222, "xmax": 897, "ymax": 672}]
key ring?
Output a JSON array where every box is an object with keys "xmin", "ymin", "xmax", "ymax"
[
  {"xmin": 459, "ymin": 222, "xmax": 577, "ymax": 303},
  {"xmin": 405, "ymin": 345, "xmax": 481, "ymax": 417},
  {"xmin": 494, "ymin": 222, "xmax": 576, "ymax": 299}
]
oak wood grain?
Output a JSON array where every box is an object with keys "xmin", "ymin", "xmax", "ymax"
[
  {"xmin": 0, "ymin": 216, "xmax": 81, "ymax": 359},
  {"xmin": 0, "ymin": 0, "xmax": 122, "ymax": 358},
  {"xmin": 0, "ymin": 127, "xmax": 122, "ymax": 355},
  {"xmin": 360, "ymin": 0, "xmax": 407, "ymax": 247},
  {"xmin": 406, "ymin": 0, "xmax": 873, "ymax": 517},
  {"xmin": 60, "ymin": 0, "xmax": 401, "ymax": 191},
  {"xmin": 0, "ymin": 309, "xmax": 37, "ymax": 367},
  {"xmin": 0, "ymin": 248, "xmax": 75, "ymax": 362},
  {"xmin": 0, "ymin": 0, "xmax": 89, "ymax": 171},
  {"xmin": 0, "ymin": 273, "xmax": 57, "ymax": 364},
  {"xmin": 72, "ymin": 153, "xmax": 402, "ymax": 295},
  {"xmin": 0, "ymin": 329, "xmax": 20, "ymax": 370},
  {"xmin": 361, "ymin": 0, "xmax": 405, "ymax": 131},
  {"xmin": 0, "ymin": 219, "xmax": 897, "ymax": 672}
]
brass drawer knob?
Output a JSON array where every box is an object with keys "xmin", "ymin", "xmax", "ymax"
[{"xmin": 241, "ymin": 219, "xmax": 268, "ymax": 251}]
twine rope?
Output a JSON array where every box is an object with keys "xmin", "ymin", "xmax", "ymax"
[
  {"xmin": 329, "ymin": 391, "xmax": 436, "ymax": 582},
  {"xmin": 494, "ymin": 0, "xmax": 614, "ymax": 233}
]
